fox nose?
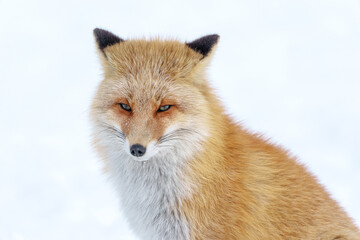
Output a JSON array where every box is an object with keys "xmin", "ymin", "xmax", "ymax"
[{"xmin": 130, "ymin": 144, "xmax": 146, "ymax": 157}]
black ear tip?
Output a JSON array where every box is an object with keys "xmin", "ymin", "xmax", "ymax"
[
  {"xmin": 93, "ymin": 27, "xmax": 101, "ymax": 33},
  {"xmin": 207, "ymin": 34, "xmax": 220, "ymax": 42},
  {"xmin": 93, "ymin": 28, "xmax": 104, "ymax": 37},
  {"xmin": 186, "ymin": 34, "xmax": 220, "ymax": 57},
  {"xmin": 93, "ymin": 28, "xmax": 124, "ymax": 51}
]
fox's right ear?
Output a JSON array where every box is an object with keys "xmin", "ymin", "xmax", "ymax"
[
  {"xmin": 93, "ymin": 28, "xmax": 124, "ymax": 74},
  {"xmin": 93, "ymin": 28, "xmax": 124, "ymax": 56}
]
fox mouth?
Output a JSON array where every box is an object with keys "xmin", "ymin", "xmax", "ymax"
[
  {"xmin": 128, "ymin": 152, "xmax": 156, "ymax": 162},
  {"xmin": 130, "ymin": 156, "xmax": 151, "ymax": 162}
]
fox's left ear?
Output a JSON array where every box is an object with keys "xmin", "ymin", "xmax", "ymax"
[
  {"xmin": 186, "ymin": 34, "xmax": 220, "ymax": 59},
  {"xmin": 186, "ymin": 35, "xmax": 219, "ymax": 84}
]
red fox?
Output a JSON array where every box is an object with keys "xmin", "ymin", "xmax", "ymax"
[{"xmin": 90, "ymin": 28, "xmax": 360, "ymax": 240}]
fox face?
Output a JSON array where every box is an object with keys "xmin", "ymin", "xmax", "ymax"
[{"xmin": 91, "ymin": 29, "xmax": 219, "ymax": 163}]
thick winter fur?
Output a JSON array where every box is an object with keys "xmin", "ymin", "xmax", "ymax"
[{"xmin": 90, "ymin": 28, "xmax": 360, "ymax": 240}]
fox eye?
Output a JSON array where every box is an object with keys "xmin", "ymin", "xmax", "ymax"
[
  {"xmin": 119, "ymin": 103, "xmax": 131, "ymax": 112},
  {"xmin": 158, "ymin": 105, "xmax": 171, "ymax": 112}
]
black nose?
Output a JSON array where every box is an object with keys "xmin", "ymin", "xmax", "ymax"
[{"xmin": 130, "ymin": 144, "xmax": 146, "ymax": 157}]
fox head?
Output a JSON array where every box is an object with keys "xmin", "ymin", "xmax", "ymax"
[{"xmin": 91, "ymin": 28, "xmax": 220, "ymax": 162}]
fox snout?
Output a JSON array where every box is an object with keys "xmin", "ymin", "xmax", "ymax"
[
  {"xmin": 124, "ymin": 137, "xmax": 158, "ymax": 161},
  {"xmin": 130, "ymin": 144, "xmax": 146, "ymax": 157},
  {"xmin": 122, "ymin": 115, "xmax": 165, "ymax": 161},
  {"xmin": 125, "ymin": 129, "xmax": 155, "ymax": 160}
]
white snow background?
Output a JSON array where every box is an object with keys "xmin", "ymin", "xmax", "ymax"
[{"xmin": 0, "ymin": 0, "xmax": 359, "ymax": 239}]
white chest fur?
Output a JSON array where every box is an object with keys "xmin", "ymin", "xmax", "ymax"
[{"xmin": 107, "ymin": 152, "xmax": 191, "ymax": 240}]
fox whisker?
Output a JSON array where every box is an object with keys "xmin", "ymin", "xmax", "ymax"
[
  {"xmin": 158, "ymin": 128, "xmax": 201, "ymax": 144},
  {"xmin": 100, "ymin": 123, "xmax": 126, "ymax": 142}
]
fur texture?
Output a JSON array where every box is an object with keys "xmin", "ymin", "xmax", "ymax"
[{"xmin": 90, "ymin": 28, "xmax": 360, "ymax": 240}]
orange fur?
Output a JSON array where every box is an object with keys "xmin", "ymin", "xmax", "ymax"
[
  {"xmin": 91, "ymin": 31, "xmax": 360, "ymax": 240},
  {"xmin": 182, "ymin": 113, "xmax": 360, "ymax": 239}
]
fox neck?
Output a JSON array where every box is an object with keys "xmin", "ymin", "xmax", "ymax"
[{"xmin": 107, "ymin": 150, "xmax": 193, "ymax": 239}]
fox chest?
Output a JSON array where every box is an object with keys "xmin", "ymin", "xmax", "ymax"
[{"xmin": 109, "ymin": 156, "xmax": 191, "ymax": 240}]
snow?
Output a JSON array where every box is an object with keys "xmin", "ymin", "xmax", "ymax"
[{"xmin": 0, "ymin": 0, "xmax": 359, "ymax": 239}]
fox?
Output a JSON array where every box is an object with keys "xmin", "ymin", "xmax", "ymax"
[{"xmin": 90, "ymin": 28, "xmax": 360, "ymax": 240}]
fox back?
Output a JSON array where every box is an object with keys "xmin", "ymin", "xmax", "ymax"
[{"xmin": 90, "ymin": 28, "xmax": 360, "ymax": 240}]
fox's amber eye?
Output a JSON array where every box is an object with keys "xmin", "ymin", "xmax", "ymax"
[
  {"xmin": 120, "ymin": 103, "xmax": 131, "ymax": 112},
  {"xmin": 158, "ymin": 105, "xmax": 171, "ymax": 112}
]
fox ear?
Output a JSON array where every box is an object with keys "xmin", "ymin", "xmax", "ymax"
[
  {"xmin": 186, "ymin": 34, "xmax": 220, "ymax": 58},
  {"xmin": 93, "ymin": 28, "xmax": 124, "ymax": 75},
  {"xmin": 93, "ymin": 28, "xmax": 124, "ymax": 54}
]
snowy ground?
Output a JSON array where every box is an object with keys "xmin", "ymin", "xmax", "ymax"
[{"xmin": 0, "ymin": 0, "xmax": 359, "ymax": 239}]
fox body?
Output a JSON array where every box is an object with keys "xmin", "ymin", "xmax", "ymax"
[{"xmin": 90, "ymin": 28, "xmax": 360, "ymax": 240}]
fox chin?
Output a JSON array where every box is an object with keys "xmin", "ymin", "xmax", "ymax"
[{"xmin": 90, "ymin": 28, "xmax": 360, "ymax": 240}]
